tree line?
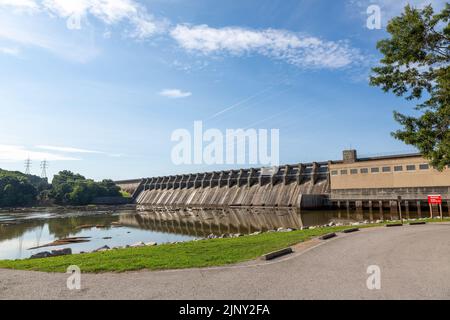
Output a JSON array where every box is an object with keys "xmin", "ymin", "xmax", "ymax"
[{"xmin": 0, "ymin": 169, "xmax": 124, "ymax": 208}]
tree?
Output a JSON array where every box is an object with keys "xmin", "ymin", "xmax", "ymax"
[
  {"xmin": 0, "ymin": 176, "xmax": 38, "ymax": 207},
  {"xmin": 50, "ymin": 171, "xmax": 122, "ymax": 205},
  {"xmin": 370, "ymin": 4, "xmax": 450, "ymax": 170},
  {"xmin": 0, "ymin": 169, "xmax": 48, "ymax": 207},
  {"xmin": 51, "ymin": 170, "xmax": 86, "ymax": 187}
]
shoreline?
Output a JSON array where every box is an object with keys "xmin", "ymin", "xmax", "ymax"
[
  {"xmin": 0, "ymin": 203, "xmax": 137, "ymax": 214},
  {"xmin": 0, "ymin": 217, "xmax": 448, "ymax": 273}
]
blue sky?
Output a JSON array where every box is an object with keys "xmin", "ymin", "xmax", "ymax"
[{"xmin": 0, "ymin": 0, "xmax": 445, "ymax": 181}]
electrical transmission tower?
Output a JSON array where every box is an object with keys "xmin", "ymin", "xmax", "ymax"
[
  {"xmin": 24, "ymin": 158, "xmax": 32, "ymax": 175},
  {"xmin": 40, "ymin": 160, "xmax": 48, "ymax": 179}
]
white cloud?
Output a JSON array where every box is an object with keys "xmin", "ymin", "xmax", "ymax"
[
  {"xmin": 0, "ymin": 0, "xmax": 38, "ymax": 11},
  {"xmin": 0, "ymin": 11, "xmax": 101, "ymax": 63},
  {"xmin": 170, "ymin": 25, "xmax": 363, "ymax": 69},
  {"xmin": 36, "ymin": 145, "xmax": 103, "ymax": 154},
  {"xmin": 0, "ymin": 145, "xmax": 80, "ymax": 162},
  {"xmin": 0, "ymin": 0, "xmax": 165, "ymax": 40},
  {"xmin": 0, "ymin": 46, "xmax": 20, "ymax": 56},
  {"xmin": 36, "ymin": 145, "xmax": 123, "ymax": 158},
  {"xmin": 42, "ymin": 0, "xmax": 163, "ymax": 38},
  {"xmin": 159, "ymin": 89, "xmax": 192, "ymax": 99}
]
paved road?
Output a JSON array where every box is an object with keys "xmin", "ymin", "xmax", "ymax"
[{"xmin": 1, "ymin": 223, "xmax": 450, "ymax": 300}]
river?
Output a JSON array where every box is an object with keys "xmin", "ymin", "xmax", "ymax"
[{"xmin": 0, "ymin": 207, "xmax": 426, "ymax": 260}]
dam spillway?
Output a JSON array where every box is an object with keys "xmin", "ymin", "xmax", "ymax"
[
  {"xmin": 119, "ymin": 208, "xmax": 305, "ymax": 237},
  {"xmin": 115, "ymin": 149, "xmax": 450, "ymax": 212},
  {"xmin": 118, "ymin": 162, "xmax": 330, "ymax": 209}
]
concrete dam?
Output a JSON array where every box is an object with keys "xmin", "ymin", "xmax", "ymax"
[
  {"xmin": 116, "ymin": 150, "xmax": 450, "ymax": 212},
  {"xmin": 116, "ymin": 162, "xmax": 330, "ymax": 209}
]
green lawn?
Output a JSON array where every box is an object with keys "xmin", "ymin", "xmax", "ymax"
[
  {"xmin": 0, "ymin": 218, "xmax": 447, "ymax": 273},
  {"xmin": 0, "ymin": 226, "xmax": 352, "ymax": 273}
]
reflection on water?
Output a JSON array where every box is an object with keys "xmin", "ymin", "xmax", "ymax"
[{"xmin": 0, "ymin": 207, "xmax": 429, "ymax": 260}]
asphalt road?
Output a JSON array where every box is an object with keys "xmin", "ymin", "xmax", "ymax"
[{"xmin": 1, "ymin": 223, "xmax": 450, "ymax": 300}]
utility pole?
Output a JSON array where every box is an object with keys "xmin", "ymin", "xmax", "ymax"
[
  {"xmin": 24, "ymin": 158, "xmax": 32, "ymax": 175},
  {"xmin": 40, "ymin": 160, "xmax": 48, "ymax": 179}
]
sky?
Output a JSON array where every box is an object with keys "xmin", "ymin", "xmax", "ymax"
[{"xmin": 0, "ymin": 0, "xmax": 446, "ymax": 181}]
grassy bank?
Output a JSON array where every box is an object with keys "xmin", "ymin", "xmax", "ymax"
[
  {"xmin": 0, "ymin": 219, "xmax": 447, "ymax": 273},
  {"xmin": 0, "ymin": 226, "xmax": 352, "ymax": 273}
]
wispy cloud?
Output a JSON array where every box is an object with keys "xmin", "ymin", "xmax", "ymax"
[
  {"xmin": 0, "ymin": 0, "xmax": 166, "ymax": 40},
  {"xmin": 0, "ymin": 145, "xmax": 80, "ymax": 162},
  {"xmin": 0, "ymin": 0, "xmax": 369, "ymax": 71},
  {"xmin": 41, "ymin": 0, "xmax": 166, "ymax": 39},
  {"xmin": 159, "ymin": 88, "xmax": 192, "ymax": 99},
  {"xmin": 0, "ymin": 0, "xmax": 38, "ymax": 11},
  {"xmin": 170, "ymin": 25, "xmax": 364, "ymax": 70},
  {"xmin": 0, "ymin": 12, "xmax": 101, "ymax": 63},
  {"xmin": 36, "ymin": 145, "xmax": 122, "ymax": 158},
  {"xmin": 0, "ymin": 46, "xmax": 20, "ymax": 56},
  {"xmin": 36, "ymin": 145, "xmax": 103, "ymax": 154}
]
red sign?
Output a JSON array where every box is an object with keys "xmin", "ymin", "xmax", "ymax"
[{"xmin": 428, "ymin": 195, "xmax": 442, "ymax": 205}]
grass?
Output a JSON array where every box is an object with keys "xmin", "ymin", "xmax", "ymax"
[
  {"xmin": 0, "ymin": 218, "xmax": 448, "ymax": 273},
  {"xmin": 0, "ymin": 226, "xmax": 352, "ymax": 273},
  {"xmin": 120, "ymin": 190, "xmax": 132, "ymax": 198}
]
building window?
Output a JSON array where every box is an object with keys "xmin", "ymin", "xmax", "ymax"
[
  {"xmin": 419, "ymin": 164, "xmax": 429, "ymax": 170},
  {"xmin": 340, "ymin": 169, "xmax": 348, "ymax": 175},
  {"xmin": 382, "ymin": 166, "xmax": 391, "ymax": 173},
  {"xmin": 371, "ymin": 167, "xmax": 380, "ymax": 173},
  {"xmin": 360, "ymin": 168, "xmax": 369, "ymax": 174},
  {"xmin": 331, "ymin": 170, "xmax": 338, "ymax": 176},
  {"xmin": 406, "ymin": 165, "xmax": 416, "ymax": 171},
  {"xmin": 394, "ymin": 166, "xmax": 403, "ymax": 172},
  {"xmin": 350, "ymin": 169, "xmax": 358, "ymax": 175}
]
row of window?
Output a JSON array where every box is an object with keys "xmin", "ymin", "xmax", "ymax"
[{"xmin": 331, "ymin": 164, "xmax": 430, "ymax": 176}]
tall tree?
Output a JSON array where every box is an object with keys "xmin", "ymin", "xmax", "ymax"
[{"xmin": 370, "ymin": 4, "xmax": 449, "ymax": 170}]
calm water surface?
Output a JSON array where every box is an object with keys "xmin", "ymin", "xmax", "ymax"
[{"xmin": 0, "ymin": 207, "xmax": 427, "ymax": 260}]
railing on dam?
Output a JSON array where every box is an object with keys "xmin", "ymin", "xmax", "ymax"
[{"xmin": 130, "ymin": 162, "xmax": 331, "ymax": 209}]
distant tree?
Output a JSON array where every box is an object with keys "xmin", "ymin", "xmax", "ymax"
[
  {"xmin": 51, "ymin": 170, "xmax": 86, "ymax": 187},
  {"xmin": 0, "ymin": 176, "xmax": 37, "ymax": 207},
  {"xmin": 50, "ymin": 171, "xmax": 122, "ymax": 205},
  {"xmin": 0, "ymin": 168, "xmax": 49, "ymax": 207},
  {"xmin": 98, "ymin": 179, "xmax": 121, "ymax": 197},
  {"xmin": 0, "ymin": 168, "xmax": 121, "ymax": 207},
  {"xmin": 370, "ymin": 4, "xmax": 450, "ymax": 170}
]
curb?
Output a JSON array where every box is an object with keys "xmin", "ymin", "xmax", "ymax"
[
  {"xmin": 386, "ymin": 223, "xmax": 403, "ymax": 227},
  {"xmin": 320, "ymin": 233, "xmax": 337, "ymax": 240},
  {"xmin": 262, "ymin": 248, "xmax": 293, "ymax": 261},
  {"xmin": 342, "ymin": 228, "xmax": 360, "ymax": 234}
]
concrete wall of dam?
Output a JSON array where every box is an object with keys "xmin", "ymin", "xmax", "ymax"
[
  {"xmin": 123, "ymin": 163, "xmax": 330, "ymax": 209},
  {"xmin": 115, "ymin": 150, "xmax": 450, "ymax": 210},
  {"xmin": 115, "ymin": 179, "xmax": 145, "ymax": 198},
  {"xmin": 119, "ymin": 208, "xmax": 306, "ymax": 237}
]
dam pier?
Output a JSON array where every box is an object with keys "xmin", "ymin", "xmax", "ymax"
[{"xmin": 116, "ymin": 150, "xmax": 450, "ymax": 216}]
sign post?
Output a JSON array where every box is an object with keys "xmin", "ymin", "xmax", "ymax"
[{"xmin": 428, "ymin": 195, "xmax": 443, "ymax": 220}]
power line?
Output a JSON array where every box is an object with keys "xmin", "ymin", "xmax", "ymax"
[
  {"xmin": 40, "ymin": 160, "xmax": 48, "ymax": 179},
  {"xmin": 24, "ymin": 158, "xmax": 32, "ymax": 175}
]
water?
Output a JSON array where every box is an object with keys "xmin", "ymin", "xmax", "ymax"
[{"xmin": 0, "ymin": 207, "xmax": 429, "ymax": 260}]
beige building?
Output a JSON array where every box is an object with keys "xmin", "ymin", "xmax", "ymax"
[{"xmin": 330, "ymin": 150, "xmax": 450, "ymax": 202}]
